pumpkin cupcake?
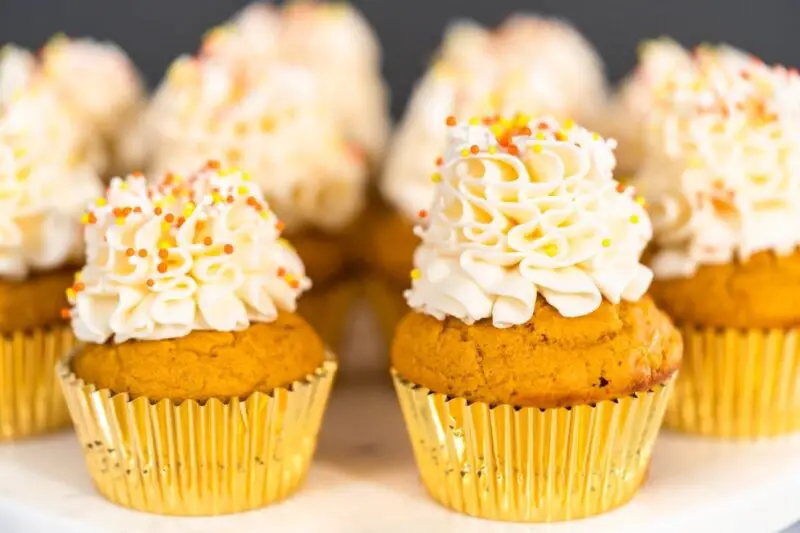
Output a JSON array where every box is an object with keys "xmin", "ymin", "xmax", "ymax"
[
  {"xmin": 636, "ymin": 50, "xmax": 800, "ymax": 438},
  {"xmin": 392, "ymin": 116, "xmax": 681, "ymax": 522},
  {"xmin": 0, "ymin": 36, "xmax": 145, "ymax": 176},
  {"xmin": 58, "ymin": 164, "xmax": 335, "ymax": 515},
  {"xmin": 0, "ymin": 83, "xmax": 102, "ymax": 440},
  {"xmin": 372, "ymin": 15, "xmax": 607, "ymax": 359}
]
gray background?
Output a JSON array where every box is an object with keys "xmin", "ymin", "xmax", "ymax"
[
  {"xmin": 0, "ymin": 1, "xmax": 798, "ymax": 530},
  {"xmin": 0, "ymin": 0, "xmax": 798, "ymax": 118}
]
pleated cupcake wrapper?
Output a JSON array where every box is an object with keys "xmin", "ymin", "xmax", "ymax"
[
  {"xmin": 297, "ymin": 279, "xmax": 358, "ymax": 353},
  {"xmin": 58, "ymin": 353, "xmax": 337, "ymax": 516},
  {"xmin": 665, "ymin": 325, "xmax": 800, "ymax": 439},
  {"xmin": 393, "ymin": 371, "xmax": 676, "ymax": 522},
  {"xmin": 0, "ymin": 324, "xmax": 74, "ymax": 441}
]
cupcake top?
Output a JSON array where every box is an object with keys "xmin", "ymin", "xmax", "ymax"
[
  {"xmin": 0, "ymin": 37, "xmax": 143, "ymax": 138},
  {"xmin": 406, "ymin": 116, "xmax": 652, "ymax": 327},
  {"xmin": 636, "ymin": 52, "xmax": 800, "ymax": 278},
  {"xmin": 0, "ymin": 95, "xmax": 102, "ymax": 280},
  {"xmin": 382, "ymin": 15, "xmax": 606, "ymax": 221},
  {"xmin": 146, "ymin": 53, "xmax": 368, "ymax": 232},
  {"xmin": 68, "ymin": 163, "xmax": 310, "ymax": 344}
]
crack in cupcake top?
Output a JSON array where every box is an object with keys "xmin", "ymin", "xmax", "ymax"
[
  {"xmin": 405, "ymin": 116, "xmax": 653, "ymax": 327},
  {"xmin": 68, "ymin": 162, "xmax": 310, "ymax": 344}
]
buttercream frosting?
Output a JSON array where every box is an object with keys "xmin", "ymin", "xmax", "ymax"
[
  {"xmin": 382, "ymin": 15, "xmax": 607, "ymax": 221},
  {"xmin": 635, "ymin": 52, "xmax": 800, "ymax": 279},
  {"xmin": 68, "ymin": 164, "xmax": 310, "ymax": 344},
  {"xmin": 406, "ymin": 116, "xmax": 652, "ymax": 326}
]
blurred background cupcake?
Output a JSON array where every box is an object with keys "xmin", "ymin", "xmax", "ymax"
[
  {"xmin": 636, "ymin": 49, "xmax": 800, "ymax": 438},
  {"xmin": 136, "ymin": 3, "xmax": 389, "ymax": 363},
  {"xmin": 392, "ymin": 116, "xmax": 681, "ymax": 521},
  {"xmin": 0, "ymin": 36, "xmax": 145, "ymax": 177},
  {"xmin": 0, "ymin": 78, "xmax": 102, "ymax": 440},
  {"xmin": 60, "ymin": 165, "xmax": 336, "ymax": 515},
  {"xmin": 368, "ymin": 14, "xmax": 608, "ymax": 364}
]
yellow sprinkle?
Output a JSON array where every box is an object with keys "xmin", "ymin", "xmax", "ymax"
[
  {"xmin": 161, "ymin": 222, "xmax": 170, "ymax": 232},
  {"xmin": 242, "ymin": 172, "xmax": 252, "ymax": 182},
  {"xmin": 469, "ymin": 117, "xmax": 480, "ymax": 126},
  {"xmin": 212, "ymin": 192, "xmax": 223, "ymax": 203},
  {"xmin": 592, "ymin": 132, "xmax": 601, "ymax": 141},
  {"xmin": 119, "ymin": 182, "xmax": 129, "ymax": 191},
  {"xmin": 431, "ymin": 173, "xmax": 442, "ymax": 183},
  {"xmin": 544, "ymin": 244, "xmax": 558, "ymax": 257},
  {"xmin": 487, "ymin": 145, "xmax": 497, "ymax": 154},
  {"xmin": 237, "ymin": 185, "xmax": 249, "ymax": 195},
  {"xmin": 410, "ymin": 268, "xmax": 421, "ymax": 280},
  {"xmin": 80, "ymin": 213, "xmax": 90, "ymax": 224},
  {"xmin": 284, "ymin": 273, "xmax": 295, "ymax": 283},
  {"xmin": 515, "ymin": 113, "xmax": 529, "ymax": 126},
  {"xmin": 158, "ymin": 240, "xmax": 171, "ymax": 249},
  {"xmin": 535, "ymin": 132, "xmax": 545, "ymax": 140},
  {"xmin": 630, "ymin": 215, "xmax": 640, "ymax": 224},
  {"xmin": 460, "ymin": 148, "xmax": 470, "ymax": 157},
  {"xmin": 183, "ymin": 202, "xmax": 196, "ymax": 217},
  {"xmin": 164, "ymin": 194, "xmax": 176, "ymax": 204},
  {"xmin": 602, "ymin": 238, "xmax": 611, "ymax": 248},
  {"xmin": 635, "ymin": 196, "xmax": 646, "ymax": 206},
  {"xmin": 563, "ymin": 118, "xmax": 575, "ymax": 129},
  {"xmin": 278, "ymin": 238, "xmax": 295, "ymax": 251},
  {"xmin": 74, "ymin": 272, "xmax": 82, "ymax": 282},
  {"xmin": 66, "ymin": 288, "xmax": 76, "ymax": 300},
  {"xmin": 115, "ymin": 217, "xmax": 125, "ymax": 226},
  {"xmin": 533, "ymin": 144, "xmax": 543, "ymax": 153},
  {"xmin": 260, "ymin": 211, "xmax": 270, "ymax": 219},
  {"xmin": 95, "ymin": 198, "xmax": 107, "ymax": 207}
]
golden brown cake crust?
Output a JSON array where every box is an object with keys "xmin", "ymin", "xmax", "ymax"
[
  {"xmin": 362, "ymin": 206, "xmax": 418, "ymax": 287},
  {"xmin": 650, "ymin": 250, "xmax": 800, "ymax": 328},
  {"xmin": 0, "ymin": 268, "xmax": 75, "ymax": 333},
  {"xmin": 289, "ymin": 230, "xmax": 347, "ymax": 287},
  {"xmin": 72, "ymin": 312, "xmax": 326, "ymax": 401},
  {"xmin": 391, "ymin": 297, "xmax": 681, "ymax": 408}
]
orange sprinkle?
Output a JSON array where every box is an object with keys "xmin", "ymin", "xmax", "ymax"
[
  {"xmin": 203, "ymin": 237, "xmax": 213, "ymax": 246},
  {"xmin": 126, "ymin": 248, "xmax": 135, "ymax": 257},
  {"xmin": 482, "ymin": 116, "xmax": 495, "ymax": 125},
  {"xmin": 158, "ymin": 249, "xmax": 168, "ymax": 259},
  {"xmin": 177, "ymin": 216, "xmax": 186, "ymax": 227},
  {"xmin": 133, "ymin": 206, "xmax": 142, "ymax": 213},
  {"xmin": 289, "ymin": 279, "xmax": 300, "ymax": 289},
  {"xmin": 555, "ymin": 131, "xmax": 568, "ymax": 141},
  {"xmin": 226, "ymin": 195, "xmax": 235, "ymax": 203},
  {"xmin": 277, "ymin": 267, "xmax": 286, "ymax": 277},
  {"xmin": 131, "ymin": 171, "xmax": 144, "ymax": 178},
  {"xmin": 154, "ymin": 207, "xmax": 163, "ymax": 216},
  {"xmin": 246, "ymin": 196, "xmax": 257, "ymax": 206},
  {"xmin": 73, "ymin": 282, "xmax": 85, "ymax": 292},
  {"xmin": 435, "ymin": 156, "xmax": 444, "ymax": 166},
  {"xmin": 60, "ymin": 308, "xmax": 71, "ymax": 320},
  {"xmin": 138, "ymin": 249, "xmax": 148, "ymax": 258},
  {"xmin": 508, "ymin": 144, "xmax": 520, "ymax": 156},
  {"xmin": 146, "ymin": 279, "xmax": 155, "ymax": 287},
  {"xmin": 275, "ymin": 220, "xmax": 285, "ymax": 232},
  {"xmin": 87, "ymin": 212, "xmax": 97, "ymax": 224},
  {"xmin": 224, "ymin": 244, "xmax": 234, "ymax": 254},
  {"xmin": 470, "ymin": 145, "xmax": 480, "ymax": 154},
  {"xmin": 418, "ymin": 209, "xmax": 428, "ymax": 219},
  {"xmin": 446, "ymin": 116, "xmax": 457, "ymax": 126},
  {"xmin": 165, "ymin": 213, "xmax": 175, "ymax": 223},
  {"xmin": 207, "ymin": 160, "xmax": 221, "ymax": 169},
  {"xmin": 157, "ymin": 263, "xmax": 168, "ymax": 273},
  {"xmin": 520, "ymin": 127, "xmax": 532, "ymax": 136}
]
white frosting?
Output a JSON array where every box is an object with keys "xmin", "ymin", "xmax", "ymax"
[
  {"xmin": 636, "ymin": 54, "xmax": 800, "ymax": 278},
  {"xmin": 145, "ymin": 57, "xmax": 367, "ymax": 232},
  {"xmin": 407, "ymin": 117, "xmax": 652, "ymax": 326},
  {"xmin": 69, "ymin": 166, "xmax": 310, "ymax": 344},
  {"xmin": 0, "ymin": 121, "xmax": 102, "ymax": 280},
  {"xmin": 382, "ymin": 15, "xmax": 607, "ymax": 221}
]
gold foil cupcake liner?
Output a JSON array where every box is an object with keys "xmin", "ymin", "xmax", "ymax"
[
  {"xmin": 665, "ymin": 325, "xmax": 800, "ymax": 438},
  {"xmin": 0, "ymin": 324, "xmax": 74, "ymax": 441},
  {"xmin": 58, "ymin": 352, "xmax": 337, "ymax": 516},
  {"xmin": 393, "ymin": 371, "xmax": 676, "ymax": 522}
]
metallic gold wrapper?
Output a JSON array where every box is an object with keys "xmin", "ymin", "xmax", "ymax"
[
  {"xmin": 393, "ymin": 371, "xmax": 675, "ymax": 522},
  {"xmin": 58, "ymin": 353, "xmax": 337, "ymax": 516},
  {"xmin": 297, "ymin": 279, "xmax": 359, "ymax": 351},
  {"xmin": 665, "ymin": 325, "xmax": 800, "ymax": 438},
  {"xmin": 0, "ymin": 324, "xmax": 74, "ymax": 441}
]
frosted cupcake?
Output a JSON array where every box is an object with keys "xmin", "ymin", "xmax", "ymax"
[
  {"xmin": 0, "ymin": 87, "xmax": 102, "ymax": 440},
  {"xmin": 637, "ymin": 52, "xmax": 800, "ymax": 438},
  {"xmin": 372, "ymin": 15, "xmax": 607, "ymax": 352},
  {"xmin": 143, "ymin": 43, "xmax": 368, "ymax": 356},
  {"xmin": 392, "ymin": 117, "xmax": 681, "ymax": 522},
  {"xmin": 605, "ymin": 38, "xmax": 748, "ymax": 177},
  {"xmin": 0, "ymin": 36, "xmax": 145, "ymax": 176},
  {"xmin": 59, "ymin": 164, "xmax": 336, "ymax": 515}
]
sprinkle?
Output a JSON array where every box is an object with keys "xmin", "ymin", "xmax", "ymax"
[
  {"xmin": 592, "ymin": 133, "xmax": 601, "ymax": 141},
  {"xmin": 203, "ymin": 237, "xmax": 213, "ymax": 246},
  {"xmin": 277, "ymin": 267, "xmax": 286, "ymax": 277},
  {"xmin": 126, "ymin": 248, "xmax": 135, "ymax": 257},
  {"xmin": 520, "ymin": 127, "xmax": 532, "ymax": 136},
  {"xmin": 563, "ymin": 118, "xmax": 575, "ymax": 129},
  {"xmin": 165, "ymin": 213, "xmax": 175, "ymax": 223},
  {"xmin": 207, "ymin": 160, "xmax": 221, "ymax": 169},
  {"xmin": 469, "ymin": 117, "xmax": 480, "ymax": 126},
  {"xmin": 635, "ymin": 196, "xmax": 646, "ymax": 206},
  {"xmin": 487, "ymin": 145, "xmax": 497, "ymax": 154},
  {"xmin": 158, "ymin": 249, "xmax": 169, "ymax": 259},
  {"xmin": 154, "ymin": 207, "xmax": 163, "ymax": 216},
  {"xmin": 470, "ymin": 145, "xmax": 480, "ymax": 154},
  {"xmin": 138, "ymin": 249, "xmax": 148, "ymax": 258},
  {"xmin": 630, "ymin": 215, "xmax": 640, "ymax": 224},
  {"xmin": 183, "ymin": 202, "xmax": 196, "ymax": 217},
  {"xmin": 508, "ymin": 145, "xmax": 520, "ymax": 156},
  {"xmin": 60, "ymin": 308, "xmax": 71, "ymax": 320},
  {"xmin": 544, "ymin": 244, "xmax": 558, "ymax": 257},
  {"xmin": 435, "ymin": 156, "xmax": 444, "ymax": 166},
  {"xmin": 226, "ymin": 195, "xmax": 235, "ymax": 204},
  {"xmin": 73, "ymin": 282, "xmax": 85, "ymax": 292},
  {"xmin": 66, "ymin": 288, "xmax": 76, "ymax": 300},
  {"xmin": 146, "ymin": 279, "xmax": 154, "ymax": 287},
  {"xmin": 237, "ymin": 185, "xmax": 249, "ymax": 195},
  {"xmin": 288, "ymin": 278, "xmax": 300, "ymax": 289},
  {"xmin": 535, "ymin": 132, "xmax": 545, "ymax": 141},
  {"xmin": 532, "ymin": 145, "xmax": 543, "ymax": 153},
  {"xmin": 95, "ymin": 198, "xmax": 107, "ymax": 207},
  {"xmin": 115, "ymin": 217, "xmax": 125, "ymax": 226},
  {"xmin": 445, "ymin": 116, "xmax": 457, "ymax": 126},
  {"xmin": 418, "ymin": 209, "xmax": 428, "ymax": 219},
  {"xmin": 224, "ymin": 244, "xmax": 234, "ymax": 254},
  {"xmin": 431, "ymin": 173, "xmax": 442, "ymax": 183},
  {"xmin": 80, "ymin": 213, "xmax": 90, "ymax": 224},
  {"xmin": 555, "ymin": 130, "xmax": 568, "ymax": 141},
  {"xmin": 157, "ymin": 263, "xmax": 168, "ymax": 273},
  {"xmin": 275, "ymin": 220, "xmax": 285, "ymax": 232},
  {"xmin": 131, "ymin": 171, "xmax": 144, "ymax": 178},
  {"xmin": 602, "ymin": 238, "xmax": 611, "ymax": 248},
  {"xmin": 410, "ymin": 268, "xmax": 421, "ymax": 280},
  {"xmin": 460, "ymin": 148, "xmax": 470, "ymax": 157}
]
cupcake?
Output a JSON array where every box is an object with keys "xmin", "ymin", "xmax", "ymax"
[
  {"xmin": 636, "ymin": 51, "xmax": 800, "ymax": 438},
  {"xmin": 0, "ymin": 85, "xmax": 102, "ymax": 440},
  {"xmin": 58, "ymin": 164, "xmax": 336, "ymax": 515},
  {"xmin": 371, "ymin": 15, "xmax": 607, "ymax": 357},
  {"xmin": 605, "ymin": 38, "xmax": 748, "ymax": 177},
  {"xmin": 142, "ymin": 31, "xmax": 369, "ymax": 358},
  {"xmin": 391, "ymin": 116, "xmax": 681, "ymax": 522},
  {"xmin": 0, "ymin": 36, "xmax": 145, "ymax": 176}
]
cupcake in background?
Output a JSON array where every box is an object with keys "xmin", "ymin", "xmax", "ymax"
[
  {"xmin": 371, "ymin": 15, "xmax": 607, "ymax": 358},
  {"xmin": 143, "ymin": 39, "xmax": 368, "ymax": 359},
  {"xmin": 0, "ymin": 36, "xmax": 145, "ymax": 176},
  {"xmin": 59, "ymin": 164, "xmax": 336, "ymax": 515},
  {"xmin": 0, "ymin": 84, "xmax": 102, "ymax": 440},
  {"xmin": 636, "ymin": 50, "xmax": 800, "ymax": 438},
  {"xmin": 392, "ymin": 116, "xmax": 680, "ymax": 521},
  {"xmin": 605, "ymin": 38, "xmax": 749, "ymax": 177}
]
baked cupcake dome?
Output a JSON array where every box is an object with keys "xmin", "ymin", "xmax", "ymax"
[
  {"xmin": 392, "ymin": 116, "xmax": 680, "ymax": 522},
  {"xmin": 636, "ymin": 48, "xmax": 800, "ymax": 438},
  {"xmin": 60, "ymin": 164, "xmax": 336, "ymax": 515}
]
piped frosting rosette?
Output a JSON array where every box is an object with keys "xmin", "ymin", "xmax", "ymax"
[
  {"xmin": 68, "ymin": 163, "xmax": 310, "ymax": 344},
  {"xmin": 406, "ymin": 116, "xmax": 652, "ymax": 326},
  {"xmin": 636, "ymin": 53, "xmax": 800, "ymax": 279},
  {"xmin": 145, "ymin": 55, "xmax": 367, "ymax": 233},
  {"xmin": 382, "ymin": 15, "xmax": 606, "ymax": 221}
]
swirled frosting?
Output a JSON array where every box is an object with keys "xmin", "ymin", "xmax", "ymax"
[
  {"xmin": 406, "ymin": 117, "xmax": 652, "ymax": 326},
  {"xmin": 145, "ymin": 55, "xmax": 367, "ymax": 232},
  {"xmin": 0, "ymin": 118, "xmax": 102, "ymax": 280},
  {"xmin": 635, "ymin": 52, "xmax": 800, "ymax": 279},
  {"xmin": 382, "ymin": 15, "xmax": 607, "ymax": 221},
  {"xmin": 606, "ymin": 39, "xmax": 749, "ymax": 174},
  {"xmin": 68, "ymin": 164, "xmax": 311, "ymax": 344}
]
